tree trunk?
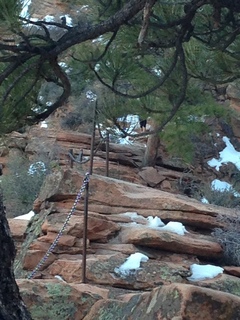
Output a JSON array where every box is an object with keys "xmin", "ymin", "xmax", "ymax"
[
  {"xmin": 142, "ymin": 119, "xmax": 160, "ymax": 167},
  {"xmin": 0, "ymin": 194, "xmax": 32, "ymax": 320}
]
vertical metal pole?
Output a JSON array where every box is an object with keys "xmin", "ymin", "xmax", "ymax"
[
  {"xmin": 106, "ymin": 131, "xmax": 109, "ymax": 177},
  {"xmin": 82, "ymin": 179, "xmax": 89, "ymax": 283},
  {"xmin": 82, "ymin": 100, "xmax": 96, "ymax": 282},
  {"xmin": 79, "ymin": 149, "xmax": 83, "ymax": 162},
  {"xmin": 89, "ymin": 101, "xmax": 97, "ymax": 175},
  {"xmin": 69, "ymin": 149, "xmax": 73, "ymax": 168}
]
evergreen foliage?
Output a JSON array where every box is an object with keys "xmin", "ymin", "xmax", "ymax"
[
  {"xmin": 161, "ymin": 84, "xmax": 229, "ymax": 162},
  {"xmin": 1, "ymin": 154, "xmax": 49, "ymax": 217},
  {"xmin": 0, "ymin": 0, "xmax": 21, "ymax": 30},
  {"xmin": 0, "ymin": 0, "xmax": 240, "ymax": 162}
]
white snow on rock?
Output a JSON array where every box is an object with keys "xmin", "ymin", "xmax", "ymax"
[
  {"xmin": 187, "ymin": 264, "xmax": 224, "ymax": 281},
  {"xmin": 208, "ymin": 136, "xmax": 240, "ymax": 171},
  {"xmin": 147, "ymin": 216, "xmax": 165, "ymax": 228},
  {"xmin": 114, "ymin": 252, "xmax": 149, "ymax": 277},
  {"xmin": 14, "ymin": 210, "xmax": 35, "ymax": 220},
  {"xmin": 160, "ymin": 221, "xmax": 188, "ymax": 235}
]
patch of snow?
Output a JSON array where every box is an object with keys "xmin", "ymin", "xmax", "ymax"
[
  {"xmin": 21, "ymin": 0, "xmax": 32, "ymax": 18},
  {"xmin": 161, "ymin": 221, "xmax": 188, "ymax": 235},
  {"xmin": 114, "ymin": 252, "xmax": 149, "ymax": 277},
  {"xmin": 117, "ymin": 114, "xmax": 140, "ymax": 132},
  {"xmin": 127, "ymin": 222, "xmax": 138, "ymax": 226},
  {"xmin": 40, "ymin": 121, "xmax": 48, "ymax": 128},
  {"xmin": 211, "ymin": 179, "xmax": 232, "ymax": 192},
  {"xmin": 187, "ymin": 264, "xmax": 224, "ymax": 281},
  {"xmin": 118, "ymin": 136, "xmax": 133, "ymax": 145},
  {"xmin": 122, "ymin": 212, "xmax": 147, "ymax": 224},
  {"xmin": 58, "ymin": 62, "xmax": 72, "ymax": 74},
  {"xmin": 123, "ymin": 212, "xmax": 140, "ymax": 219},
  {"xmin": 44, "ymin": 15, "xmax": 55, "ymax": 22},
  {"xmin": 201, "ymin": 197, "xmax": 209, "ymax": 204},
  {"xmin": 86, "ymin": 90, "xmax": 97, "ymax": 101},
  {"xmin": 147, "ymin": 216, "xmax": 165, "ymax": 228},
  {"xmin": 54, "ymin": 275, "xmax": 66, "ymax": 282},
  {"xmin": 153, "ymin": 68, "xmax": 162, "ymax": 76},
  {"xmin": 94, "ymin": 63, "xmax": 100, "ymax": 71},
  {"xmin": 211, "ymin": 179, "xmax": 240, "ymax": 197},
  {"xmin": 208, "ymin": 136, "xmax": 240, "ymax": 171},
  {"xmin": 14, "ymin": 210, "xmax": 35, "ymax": 220},
  {"xmin": 92, "ymin": 35, "xmax": 104, "ymax": 43},
  {"xmin": 28, "ymin": 161, "xmax": 46, "ymax": 175},
  {"xmin": 80, "ymin": 5, "xmax": 89, "ymax": 10}
]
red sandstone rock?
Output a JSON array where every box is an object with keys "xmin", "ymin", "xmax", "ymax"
[
  {"xmin": 224, "ymin": 266, "xmax": 240, "ymax": 277},
  {"xmin": 38, "ymin": 232, "xmax": 77, "ymax": 247},
  {"xmin": 83, "ymin": 283, "xmax": 240, "ymax": 320},
  {"xmin": 119, "ymin": 225, "xmax": 223, "ymax": 259},
  {"xmin": 23, "ymin": 250, "xmax": 56, "ymax": 271},
  {"xmin": 17, "ymin": 279, "xmax": 100, "ymax": 320},
  {"xmin": 41, "ymin": 212, "xmax": 120, "ymax": 242},
  {"xmin": 8, "ymin": 219, "xmax": 28, "ymax": 241}
]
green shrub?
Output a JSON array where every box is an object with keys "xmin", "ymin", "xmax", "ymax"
[{"xmin": 1, "ymin": 154, "xmax": 49, "ymax": 218}]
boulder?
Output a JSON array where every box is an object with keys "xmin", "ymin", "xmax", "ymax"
[
  {"xmin": 119, "ymin": 225, "xmax": 223, "ymax": 259},
  {"xmin": 84, "ymin": 283, "xmax": 240, "ymax": 320},
  {"xmin": 18, "ymin": 279, "xmax": 101, "ymax": 320},
  {"xmin": 41, "ymin": 212, "xmax": 120, "ymax": 242}
]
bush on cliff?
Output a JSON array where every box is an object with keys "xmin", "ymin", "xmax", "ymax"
[
  {"xmin": 1, "ymin": 154, "xmax": 49, "ymax": 218},
  {"xmin": 213, "ymin": 215, "xmax": 240, "ymax": 266}
]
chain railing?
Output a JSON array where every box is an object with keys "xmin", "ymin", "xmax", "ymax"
[{"xmin": 27, "ymin": 172, "xmax": 90, "ymax": 280}]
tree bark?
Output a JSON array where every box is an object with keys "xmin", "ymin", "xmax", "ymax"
[
  {"xmin": 142, "ymin": 119, "xmax": 160, "ymax": 167},
  {"xmin": 0, "ymin": 194, "xmax": 32, "ymax": 320}
]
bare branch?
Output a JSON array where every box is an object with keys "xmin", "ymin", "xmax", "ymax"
[
  {"xmin": 138, "ymin": 0, "xmax": 155, "ymax": 47},
  {"xmin": 50, "ymin": 0, "xmax": 150, "ymax": 56}
]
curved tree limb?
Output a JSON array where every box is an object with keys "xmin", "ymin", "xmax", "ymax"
[{"xmin": 34, "ymin": 58, "xmax": 71, "ymax": 121}]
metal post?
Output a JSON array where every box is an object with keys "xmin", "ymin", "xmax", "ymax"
[
  {"xmin": 106, "ymin": 131, "xmax": 109, "ymax": 177},
  {"xmin": 89, "ymin": 100, "xmax": 97, "ymax": 175},
  {"xmin": 69, "ymin": 149, "xmax": 74, "ymax": 168},
  {"xmin": 82, "ymin": 179, "xmax": 89, "ymax": 283}
]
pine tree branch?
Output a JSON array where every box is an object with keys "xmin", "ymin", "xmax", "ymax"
[
  {"xmin": 90, "ymin": 48, "xmax": 179, "ymax": 99},
  {"xmin": 34, "ymin": 58, "xmax": 71, "ymax": 121}
]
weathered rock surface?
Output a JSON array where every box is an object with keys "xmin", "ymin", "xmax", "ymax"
[
  {"xmin": 18, "ymin": 279, "xmax": 240, "ymax": 320},
  {"xmin": 119, "ymin": 225, "xmax": 222, "ymax": 259},
  {"xmin": 11, "ymin": 169, "xmax": 240, "ymax": 300},
  {"xmin": 4, "ymin": 125, "xmax": 240, "ymax": 318},
  {"xmin": 84, "ymin": 283, "xmax": 240, "ymax": 320},
  {"xmin": 0, "ymin": 0, "xmax": 240, "ymax": 316},
  {"xmin": 17, "ymin": 279, "xmax": 101, "ymax": 320}
]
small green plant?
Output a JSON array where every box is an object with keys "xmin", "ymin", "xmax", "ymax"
[{"xmin": 1, "ymin": 154, "xmax": 49, "ymax": 218}]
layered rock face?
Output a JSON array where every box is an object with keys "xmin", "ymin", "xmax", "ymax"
[
  {"xmin": 1, "ymin": 0, "xmax": 240, "ymax": 317},
  {"xmin": 8, "ymin": 166, "xmax": 240, "ymax": 319},
  {"xmin": 1, "ymin": 111, "xmax": 240, "ymax": 318},
  {"xmin": 0, "ymin": 120, "xmax": 239, "ymax": 318}
]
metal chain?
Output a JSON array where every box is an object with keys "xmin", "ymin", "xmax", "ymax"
[{"xmin": 27, "ymin": 172, "xmax": 90, "ymax": 279}]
